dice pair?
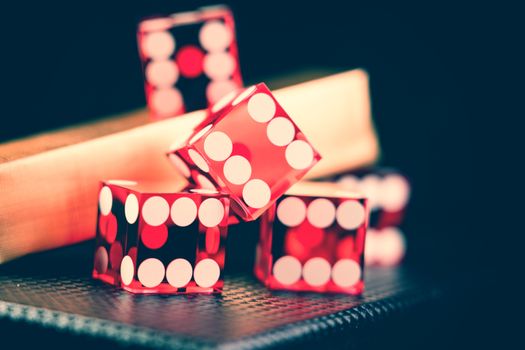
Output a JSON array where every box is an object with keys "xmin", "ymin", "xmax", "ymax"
[
  {"xmin": 138, "ymin": 5, "xmax": 242, "ymax": 119},
  {"xmin": 93, "ymin": 180, "xmax": 229, "ymax": 294},
  {"xmin": 255, "ymin": 182, "xmax": 368, "ymax": 294}
]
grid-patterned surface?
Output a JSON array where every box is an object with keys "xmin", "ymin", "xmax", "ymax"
[{"xmin": 0, "ymin": 268, "xmax": 441, "ymax": 349}]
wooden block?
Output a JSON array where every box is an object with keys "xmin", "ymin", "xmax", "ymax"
[{"xmin": 0, "ymin": 69, "xmax": 379, "ymax": 263}]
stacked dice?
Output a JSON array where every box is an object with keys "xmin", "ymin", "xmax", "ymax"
[
  {"xmin": 93, "ymin": 79, "xmax": 335, "ymax": 294},
  {"xmin": 331, "ymin": 168, "xmax": 411, "ymax": 266},
  {"xmin": 91, "ymin": 6, "xmax": 405, "ymax": 295},
  {"xmin": 137, "ymin": 5, "xmax": 243, "ymax": 119}
]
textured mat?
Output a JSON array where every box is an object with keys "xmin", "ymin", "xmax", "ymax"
[{"xmin": 0, "ymin": 244, "xmax": 443, "ymax": 349}]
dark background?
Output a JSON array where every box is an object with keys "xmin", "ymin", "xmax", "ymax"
[{"xmin": 1, "ymin": 0, "xmax": 521, "ymax": 347}]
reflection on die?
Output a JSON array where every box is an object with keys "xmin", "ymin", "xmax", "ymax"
[
  {"xmin": 137, "ymin": 5, "xmax": 243, "ymax": 119},
  {"xmin": 254, "ymin": 181, "xmax": 368, "ymax": 295},
  {"xmin": 93, "ymin": 180, "xmax": 229, "ymax": 294},
  {"xmin": 167, "ymin": 83, "xmax": 322, "ymax": 221},
  {"xmin": 331, "ymin": 168, "xmax": 410, "ymax": 229}
]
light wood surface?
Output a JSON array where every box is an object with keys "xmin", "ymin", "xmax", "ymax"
[{"xmin": 0, "ymin": 69, "xmax": 379, "ymax": 263}]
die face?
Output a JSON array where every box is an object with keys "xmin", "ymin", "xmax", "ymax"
[
  {"xmin": 138, "ymin": 6, "xmax": 243, "ymax": 120},
  {"xmin": 93, "ymin": 181, "xmax": 229, "ymax": 294},
  {"xmin": 332, "ymin": 168, "xmax": 410, "ymax": 229},
  {"xmin": 255, "ymin": 184, "xmax": 368, "ymax": 295},
  {"xmin": 170, "ymin": 83, "xmax": 322, "ymax": 221},
  {"xmin": 93, "ymin": 180, "xmax": 138, "ymax": 285},
  {"xmin": 364, "ymin": 227, "xmax": 406, "ymax": 267},
  {"xmin": 121, "ymin": 189, "xmax": 229, "ymax": 294}
]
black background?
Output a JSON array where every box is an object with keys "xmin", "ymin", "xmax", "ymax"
[{"xmin": 0, "ymin": 0, "xmax": 521, "ymax": 347}]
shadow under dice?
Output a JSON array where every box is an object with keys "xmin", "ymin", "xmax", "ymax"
[
  {"xmin": 168, "ymin": 83, "xmax": 322, "ymax": 221},
  {"xmin": 255, "ymin": 181, "xmax": 368, "ymax": 295},
  {"xmin": 138, "ymin": 5, "xmax": 243, "ymax": 119},
  {"xmin": 93, "ymin": 181, "xmax": 229, "ymax": 294}
]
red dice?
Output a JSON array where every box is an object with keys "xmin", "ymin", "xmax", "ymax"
[
  {"xmin": 168, "ymin": 83, "xmax": 322, "ymax": 221},
  {"xmin": 365, "ymin": 227, "xmax": 406, "ymax": 266},
  {"xmin": 332, "ymin": 168, "xmax": 410, "ymax": 266},
  {"xmin": 93, "ymin": 180, "xmax": 229, "ymax": 294},
  {"xmin": 254, "ymin": 181, "xmax": 368, "ymax": 294},
  {"xmin": 334, "ymin": 168, "xmax": 410, "ymax": 229},
  {"xmin": 137, "ymin": 5, "xmax": 243, "ymax": 119}
]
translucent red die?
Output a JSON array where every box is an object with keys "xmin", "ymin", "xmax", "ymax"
[
  {"xmin": 93, "ymin": 180, "xmax": 229, "ymax": 294},
  {"xmin": 254, "ymin": 181, "xmax": 368, "ymax": 294},
  {"xmin": 365, "ymin": 227, "xmax": 406, "ymax": 267},
  {"xmin": 330, "ymin": 168, "xmax": 410, "ymax": 266},
  {"xmin": 331, "ymin": 168, "xmax": 410, "ymax": 229},
  {"xmin": 137, "ymin": 5, "xmax": 243, "ymax": 119},
  {"xmin": 167, "ymin": 83, "xmax": 322, "ymax": 221}
]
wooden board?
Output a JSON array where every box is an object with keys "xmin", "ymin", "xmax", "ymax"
[{"xmin": 0, "ymin": 69, "xmax": 379, "ymax": 263}]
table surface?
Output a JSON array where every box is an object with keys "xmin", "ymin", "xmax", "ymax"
[{"xmin": 0, "ymin": 243, "xmax": 444, "ymax": 350}]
